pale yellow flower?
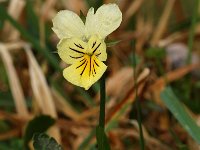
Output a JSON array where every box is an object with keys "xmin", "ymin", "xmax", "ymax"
[{"xmin": 52, "ymin": 4, "xmax": 122, "ymax": 90}]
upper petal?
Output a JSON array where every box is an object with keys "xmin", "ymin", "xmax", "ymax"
[
  {"xmin": 85, "ymin": 4, "xmax": 122, "ymax": 39},
  {"xmin": 52, "ymin": 10, "xmax": 85, "ymax": 39},
  {"xmin": 57, "ymin": 38, "xmax": 87, "ymax": 64},
  {"xmin": 85, "ymin": 7, "xmax": 98, "ymax": 39}
]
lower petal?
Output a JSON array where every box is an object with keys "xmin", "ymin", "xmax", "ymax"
[{"xmin": 63, "ymin": 55, "xmax": 107, "ymax": 90}]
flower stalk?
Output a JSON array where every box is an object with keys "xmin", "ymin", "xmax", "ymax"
[
  {"xmin": 132, "ymin": 41, "xmax": 145, "ymax": 150},
  {"xmin": 99, "ymin": 73, "xmax": 106, "ymax": 128}
]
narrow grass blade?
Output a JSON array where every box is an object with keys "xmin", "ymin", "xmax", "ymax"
[
  {"xmin": 161, "ymin": 87, "xmax": 200, "ymax": 143},
  {"xmin": 25, "ymin": 0, "xmax": 39, "ymax": 38}
]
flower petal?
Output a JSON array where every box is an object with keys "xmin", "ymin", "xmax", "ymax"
[
  {"xmin": 85, "ymin": 4, "xmax": 122, "ymax": 39},
  {"xmin": 57, "ymin": 38, "xmax": 87, "ymax": 64},
  {"xmin": 85, "ymin": 7, "xmax": 97, "ymax": 39},
  {"xmin": 88, "ymin": 35, "xmax": 107, "ymax": 61},
  {"xmin": 63, "ymin": 55, "xmax": 107, "ymax": 90},
  {"xmin": 52, "ymin": 10, "xmax": 85, "ymax": 39}
]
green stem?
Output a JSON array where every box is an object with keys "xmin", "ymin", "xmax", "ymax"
[
  {"xmin": 96, "ymin": 73, "xmax": 111, "ymax": 150},
  {"xmin": 136, "ymin": 94, "xmax": 145, "ymax": 150},
  {"xmin": 99, "ymin": 73, "xmax": 106, "ymax": 128},
  {"xmin": 186, "ymin": 0, "xmax": 199, "ymax": 64},
  {"xmin": 131, "ymin": 41, "xmax": 145, "ymax": 150},
  {"xmin": 186, "ymin": 0, "xmax": 199, "ymax": 105}
]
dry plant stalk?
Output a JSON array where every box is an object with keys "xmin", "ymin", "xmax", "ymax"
[
  {"xmin": 0, "ymin": 44, "xmax": 29, "ymax": 117},
  {"xmin": 150, "ymin": 63, "xmax": 200, "ymax": 91},
  {"xmin": 135, "ymin": 16, "xmax": 153, "ymax": 53},
  {"xmin": 2, "ymin": 0, "xmax": 25, "ymax": 41},
  {"xmin": 0, "ymin": 129, "xmax": 20, "ymax": 141},
  {"xmin": 40, "ymin": 0, "xmax": 56, "ymax": 21},
  {"xmin": 151, "ymin": 0, "xmax": 175, "ymax": 46},
  {"xmin": 121, "ymin": 0, "xmax": 144, "ymax": 28},
  {"xmin": 62, "ymin": 0, "xmax": 86, "ymax": 14},
  {"xmin": 39, "ymin": 0, "xmax": 57, "ymax": 48},
  {"xmin": 51, "ymin": 88, "xmax": 80, "ymax": 121},
  {"xmin": 106, "ymin": 68, "xmax": 150, "ymax": 123},
  {"xmin": 116, "ymin": 128, "xmax": 171, "ymax": 150},
  {"xmin": 149, "ymin": 63, "xmax": 200, "ymax": 106},
  {"xmin": 159, "ymin": 24, "xmax": 200, "ymax": 47},
  {"xmin": 158, "ymin": 31, "xmax": 188, "ymax": 47},
  {"xmin": 129, "ymin": 120, "xmax": 171, "ymax": 150},
  {"xmin": 4, "ymin": 41, "xmax": 25, "ymax": 51},
  {"xmin": 75, "ymin": 106, "xmax": 99, "ymax": 121},
  {"xmin": 24, "ymin": 45, "xmax": 61, "ymax": 143}
]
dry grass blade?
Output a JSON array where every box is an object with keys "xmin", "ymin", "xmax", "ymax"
[
  {"xmin": 121, "ymin": 0, "xmax": 144, "ymax": 28},
  {"xmin": 0, "ymin": 44, "xmax": 29, "ymax": 117},
  {"xmin": 76, "ymin": 106, "xmax": 99, "ymax": 121},
  {"xmin": 159, "ymin": 24, "xmax": 200, "ymax": 47},
  {"xmin": 0, "ymin": 129, "xmax": 20, "ymax": 141},
  {"xmin": 117, "ymin": 127, "xmax": 171, "ymax": 150},
  {"xmin": 106, "ymin": 67, "xmax": 134, "ymax": 100},
  {"xmin": 40, "ymin": 0, "xmax": 56, "ymax": 21},
  {"xmin": 2, "ymin": 0, "xmax": 25, "ymax": 41},
  {"xmin": 149, "ymin": 63, "xmax": 199, "ymax": 106},
  {"xmin": 0, "ymin": 110, "xmax": 29, "ymax": 129},
  {"xmin": 62, "ymin": 0, "xmax": 86, "ymax": 13},
  {"xmin": 151, "ymin": 0, "xmax": 175, "ymax": 46},
  {"xmin": 24, "ymin": 44, "xmax": 61, "ymax": 143},
  {"xmin": 4, "ymin": 41, "xmax": 25, "ymax": 51},
  {"xmin": 130, "ymin": 120, "xmax": 171, "ymax": 150},
  {"xmin": 158, "ymin": 31, "xmax": 188, "ymax": 47},
  {"xmin": 106, "ymin": 68, "xmax": 150, "ymax": 123},
  {"xmin": 135, "ymin": 17, "xmax": 153, "ymax": 53},
  {"xmin": 150, "ymin": 63, "xmax": 200, "ymax": 91},
  {"xmin": 51, "ymin": 88, "xmax": 80, "ymax": 121}
]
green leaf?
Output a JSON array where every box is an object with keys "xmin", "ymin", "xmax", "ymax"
[
  {"xmin": 106, "ymin": 40, "xmax": 121, "ymax": 47},
  {"xmin": 23, "ymin": 115, "xmax": 55, "ymax": 150},
  {"xmin": 85, "ymin": 0, "xmax": 103, "ymax": 11},
  {"xmin": 160, "ymin": 87, "xmax": 200, "ymax": 143},
  {"xmin": 80, "ymin": 10, "xmax": 86, "ymax": 24},
  {"xmin": 33, "ymin": 133, "xmax": 63, "ymax": 150},
  {"xmin": 0, "ymin": 138, "xmax": 23, "ymax": 150},
  {"xmin": 145, "ymin": 47, "xmax": 166, "ymax": 59},
  {"xmin": 96, "ymin": 126, "xmax": 110, "ymax": 150},
  {"xmin": 0, "ymin": 120, "xmax": 10, "ymax": 133},
  {"xmin": 0, "ymin": 15, "xmax": 5, "ymax": 30}
]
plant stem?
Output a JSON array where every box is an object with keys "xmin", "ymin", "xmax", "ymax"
[
  {"xmin": 99, "ymin": 73, "xmax": 106, "ymax": 128},
  {"xmin": 131, "ymin": 41, "xmax": 145, "ymax": 150},
  {"xmin": 186, "ymin": 0, "xmax": 199, "ymax": 64}
]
